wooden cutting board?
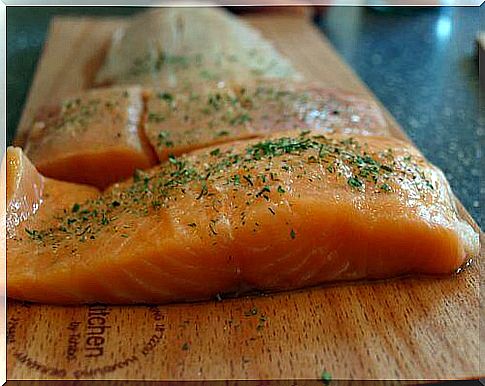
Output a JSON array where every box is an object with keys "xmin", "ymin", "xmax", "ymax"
[{"xmin": 8, "ymin": 10, "xmax": 483, "ymax": 381}]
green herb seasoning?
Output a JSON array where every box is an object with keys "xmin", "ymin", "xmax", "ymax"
[
  {"xmin": 321, "ymin": 370, "xmax": 332, "ymax": 385},
  {"xmin": 379, "ymin": 183, "xmax": 392, "ymax": 192},
  {"xmin": 148, "ymin": 112, "xmax": 165, "ymax": 123},
  {"xmin": 25, "ymin": 229, "xmax": 43, "ymax": 241},
  {"xmin": 41, "ymin": 94, "xmax": 123, "ymax": 135},
  {"xmin": 347, "ymin": 177, "xmax": 363, "ymax": 189},
  {"xmin": 210, "ymin": 148, "xmax": 221, "ymax": 157},
  {"xmin": 128, "ymin": 51, "xmax": 193, "ymax": 77},
  {"xmin": 158, "ymin": 92, "xmax": 173, "ymax": 103},
  {"xmin": 216, "ymin": 130, "xmax": 229, "ymax": 137},
  {"xmin": 156, "ymin": 131, "xmax": 173, "ymax": 148},
  {"xmin": 21, "ymin": 132, "xmax": 432, "ymax": 250}
]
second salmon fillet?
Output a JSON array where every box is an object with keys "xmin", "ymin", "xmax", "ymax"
[
  {"xmin": 24, "ymin": 82, "xmax": 388, "ymax": 189},
  {"xmin": 144, "ymin": 80, "xmax": 389, "ymax": 161}
]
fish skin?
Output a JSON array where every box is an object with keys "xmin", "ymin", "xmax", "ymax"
[
  {"xmin": 144, "ymin": 80, "xmax": 390, "ymax": 162},
  {"xmin": 6, "ymin": 131, "xmax": 479, "ymax": 304},
  {"xmin": 24, "ymin": 86, "xmax": 157, "ymax": 190}
]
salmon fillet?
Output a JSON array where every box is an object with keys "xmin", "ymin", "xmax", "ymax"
[
  {"xmin": 144, "ymin": 80, "xmax": 390, "ymax": 161},
  {"xmin": 95, "ymin": 8, "xmax": 300, "ymax": 87},
  {"xmin": 24, "ymin": 86, "xmax": 157, "ymax": 189},
  {"xmin": 6, "ymin": 131, "xmax": 479, "ymax": 304},
  {"xmin": 24, "ymin": 82, "xmax": 388, "ymax": 188}
]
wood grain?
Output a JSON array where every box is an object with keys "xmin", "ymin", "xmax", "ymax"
[
  {"xmin": 13, "ymin": 17, "xmax": 127, "ymax": 147},
  {"xmin": 7, "ymin": 11, "xmax": 483, "ymax": 381}
]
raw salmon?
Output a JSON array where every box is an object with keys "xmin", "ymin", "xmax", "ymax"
[
  {"xmin": 24, "ymin": 86, "xmax": 157, "ymax": 189},
  {"xmin": 6, "ymin": 147, "xmax": 100, "ymax": 238},
  {"xmin": 95, "ymin": 8, "xmax": 299, "ymax": 87},
  {"xmin": 144, "ymin": 80, "xmax": 390, "ymax": 161},
  {"xmin": 6, "ymin": 131, "xmax": 479, "ymax": 304},
  {"xmin": 24, "ymin": 81, "xmax": 388, "ymax": 188}
]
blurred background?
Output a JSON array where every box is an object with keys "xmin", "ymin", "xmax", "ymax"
[{"xmin": 6, "ymin": 6, "xmax": 483, "ymax": 225}]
